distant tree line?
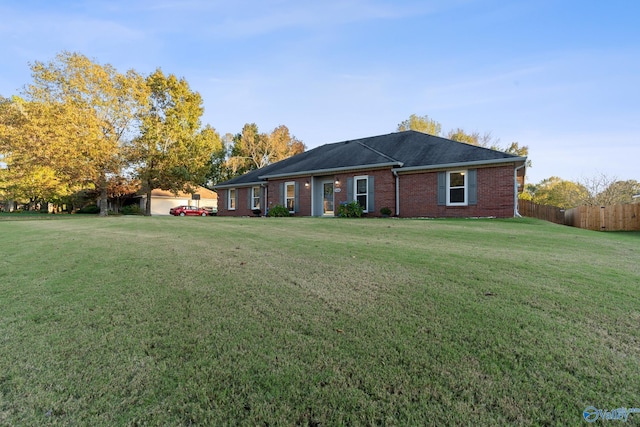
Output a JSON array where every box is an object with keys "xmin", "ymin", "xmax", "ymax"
[
  {"xmin": 521, "ymin": 175, "xmax": 640, "ymax": 209},
  {"xmin": 0, "ymin": 51, "xmax": 304, "ymax": 215}
]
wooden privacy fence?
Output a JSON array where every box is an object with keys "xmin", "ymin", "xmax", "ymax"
[
  {"xmin": 518, "ymin": 199, "xmax": 640, "ymax": 231},
  {"xmin": 517, "ymin": 199, "xmax": 565, "ymax": 225},
  {"xmin": 565, "ymin": 204, "xmax": 640, "ymax": 231}
]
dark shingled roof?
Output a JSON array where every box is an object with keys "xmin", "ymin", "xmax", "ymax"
[{"xmin": 215, "ymin": 130, "xmax": 525, "ymax": 187}]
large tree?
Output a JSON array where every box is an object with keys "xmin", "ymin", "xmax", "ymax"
[
  {"xmin": 579, "ymin": 174, "xmax": 640, "ymax": 206},
  {"xmin": 129, "ymin": 69, "xmax": 222, "ymax": 216},
  {"xmin": 524, "ymin": 176, "xmax": 588, "ymax": 209},
  {"xmin": 226, "ymin": 123, "xmax": 305, "ymax": 178},
  {"xmin": 22, "ymin": 51, "xmax": 147, "ymax": 216},
  {"xmin": 397, "ymin": 114, "xmax": 442, "ymax": 135},
  {"xmin": 0, "ymin": 96, "xmax": 87, "ymax": 207},
  {"xmin": 206, "ymin": 132, "xmax": 235, "ymax": 186},
  {"xmin": 446, "ymin": 128, "xmax": 496, "ymax": 146}
]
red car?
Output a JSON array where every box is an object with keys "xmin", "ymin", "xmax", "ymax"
[{"xmin": 169, "ymin": 205, "xmax": 209, "ymax": 216}]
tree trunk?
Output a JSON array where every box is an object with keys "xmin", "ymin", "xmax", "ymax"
[
  {"xmin": 99, "ymin": 186, "xmax": 108, "ymax": 217},
  {"xmin": 145, "ymin": 182, "xmax": 152, "ymax": 216},
  {"xmin": 98, "ymin": 172, "xmax": 108, "ymax": 217}
]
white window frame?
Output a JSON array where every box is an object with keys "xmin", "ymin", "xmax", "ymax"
[
  {"xmin": 251, "ymin": 186, "xmax": 260, "ymax": 210},
  {"xmin": 446, "ymin": 170, "xmax": 467, "ymax": 206},
  {"xmin": 354, "ymin": 175, "xmax": 369, "ymax": 213},
  {"xmin": 285, "ymin": 181, "xmax": 295, "ymax": 213},
  {"xmin": 228, "ymin": 188, "xmax": 236, "ymax": 210}
]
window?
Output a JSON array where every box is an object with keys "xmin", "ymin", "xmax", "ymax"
[
  {"xmin": 285, "ymin": 182, "xmax": 295, "ymax": 212},
  {"xmin": 447, "ymin": 171, "xmax": 467, "ymax": 206},
  {"xmin": 228, "ymin": 188, "xmax": 236, "ymax": 210},
  {"xmin": 355, "ymin": 176, "xmax": 368, "ymax": 212},
  {"xmin": 251, "ymin": 186, "xmax": 260, "ymax": 210}
]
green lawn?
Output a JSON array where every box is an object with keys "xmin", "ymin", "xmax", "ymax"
[{"xmin": 0, "ymin": 216, "xmax": 638, "ymax": 426}]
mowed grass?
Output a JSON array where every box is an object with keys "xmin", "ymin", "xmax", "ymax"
[{"xmin": 0, "ymin": 216, "xmax": 638, "ymax": 426}]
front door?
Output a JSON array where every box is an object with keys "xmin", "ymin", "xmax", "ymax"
[{"xmin": 323, "ymin": 182, "xmax": 334, "ymax": 215}]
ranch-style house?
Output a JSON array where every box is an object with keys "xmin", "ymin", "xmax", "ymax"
[{"xmin": 214, "ymin": 131, "xmax": 527, "ymax": 218}]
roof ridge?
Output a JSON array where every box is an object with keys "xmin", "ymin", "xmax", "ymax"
[{"xmin": 356, "ymin": 140, "xmax": 402, "ymax": 164}]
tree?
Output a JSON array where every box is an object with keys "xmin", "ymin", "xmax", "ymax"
[
  {"xmin": 268, "ymin": 125, "xmax": 305, "ymax": 163},
  {"xmin": 579, "ymin": 174, "xmax": 640, "ymax": 206},
  {"xmin": 106, "ymin": 175, "xmax": 140, "ymax": 214},
  {"xmin": 206, "ymin": 132, "xmax": 234, "ymax": 186},
  {"xmin": 0, "ymin": 96, "xmax": 86, "ymax": 207},
  {"xmin": 21, "ymin": 51, "xmax": 147, "ymax": 216},
  {"xmin": 602, "ymin": 180, "xmax": 640, "ymax": 204},
  {"xmin": 129, "ymin": 69, "xmax": 222, "ymax": 216},
  {"xmin": 227, "ymin": 123, "xmax": 262, "ymax": 175},
  {"xmin": 226, "ymin": 123, "xmax": 305, "ymax": 178},
  {"xmin": 397, "ymin": 114, "xmax": 442, "ymax": 135},
  {"xmin": 525, "ymin": 176, "xmax": 588, "ymax": 209},
  {"xmin": 25, "ymin": 52, "xmax": 146, "ymax": 216},
  {"xmin": 446, "ymin": 128, "xmax": 506, "ymax": 149},
  {"xmin": 498, "ymin": 142, "xmax": 531, "ymax": 168}
]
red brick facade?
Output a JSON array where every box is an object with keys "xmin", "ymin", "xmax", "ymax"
[
  {"xmin": 399, "ymin": 165, "xmax": 516, "ymax": 218},
  {"xmin": 266, "ymin": 178, "xmax": 312, "ymax": 216},
  {"xmin": 217, "ymin": 163, "xmax": 523, "ymax": 218}
]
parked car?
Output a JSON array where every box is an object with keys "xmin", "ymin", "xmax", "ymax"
[
  {"xmin": 203, "ymin": 206, "xmax": 218, "ymax": 216},
  {"xmin": 169, "ymin": 205, "xmax": 209, "ymax": 216}
]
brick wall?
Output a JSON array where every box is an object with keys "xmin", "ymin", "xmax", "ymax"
[
  {"xmin": 267, "ymin": 178, "xmax": 312, "ymax": 216},
  {"xmin": 217, "ymin": 188, "xmax": 229, "ymax": 215},
  {"xmin": 217, "ymin": 164, "xmax": 519, "ymax": 218},
  {"xmin": 333, "ymin": 169, "xmax": 396, "ymax": 217},
  {"xmin": 216, "ymin": 187, "xmax": 259, "ymax": 216},
  {"xmin": 399, "ymin": 165, "xmax": 516, "ymax": 218}
]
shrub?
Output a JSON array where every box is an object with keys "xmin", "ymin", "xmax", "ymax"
[
  {"xmin": 120, "ymin": 205, "xmax": 143, "ymax": 215},
  {"xmin": 77, "ymin": 204, "xmax": 100, "ymax": 214},
  {"xmin": 380, "ymin": 207, "xmax": 392, "ymax": 216},
  {"xmin": 338, "ymin": 201, "xmax": 363, "ymax": 218},
  {"xmin": 267, "ymin": 205, "xmax": 290, "ymax": 217},
  {"xmin": 252, "ymin": 208, "xmax": 262, "ymax": 217}
]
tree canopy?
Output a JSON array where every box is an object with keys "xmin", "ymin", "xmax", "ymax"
[
  {"xmin": 1, "ymin": 51, "xmax": 306, "ymax": 213},
  {"xmin": 397, "ymin": 114, "xmax": 441, "ymax": 135},
  {"xmin": 522, "ymin": 175, "xmax": 640, "ymax": 208},
  {"xmin": 6, "ymin": 52, "xmax": 148, "ymax": 215},
  {"xmin": 225, "ymin": 123, "xmax": 305, "ymax": 178},
  {"xmin": 129, "ymin": 69, "xmax": 222, "ymax": 215}
]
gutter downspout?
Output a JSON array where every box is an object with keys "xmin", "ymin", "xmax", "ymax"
[
  {"xmin": 262, "ymin": 183, "xmax": 268, "ymax": 216},
  {"xmin": 392, "ymin": 170, "xmax": 400, "ymax": 217},
  {"xmin": 514, "ymin": 163, "xmax": 526, "ymax": 217}
]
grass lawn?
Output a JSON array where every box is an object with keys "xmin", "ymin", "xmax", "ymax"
[{"xmin": 0, "ymin": 215, "xmax": 639, "ymax": 426}]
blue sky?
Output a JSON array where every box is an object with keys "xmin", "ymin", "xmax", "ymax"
[{"xmin": 1, "ymin": 0, "xmax": 638, "ymax": 183}]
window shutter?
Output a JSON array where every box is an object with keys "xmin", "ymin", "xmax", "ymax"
[
  {"xmin": 367, "ymin": 176, "xmax": 375, "ymax": 213},
  {"xmin": 248, "ymin": 188, "xmax": 252, "ymax": 209},
  {"xmin": 294, "ymin": 182, "xmax": 300, "ymax": 213},
  {"xmin": 347, "ymin": 178, "xmax": 354, "ymax": 201},
  {"xmin": 437, "ymin": 172, "xmax": 446, "ymax": 205},
  {"xmin": 235, "ymin": 188, "xmax": 239, "ymax": 209},
  {"xmin": 468, "ymin": 169, "xmax": 477, "ymax": 205},
  {"xmin": 279, "ymin": 182, "xmax": 285, "ymax": 206}
]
